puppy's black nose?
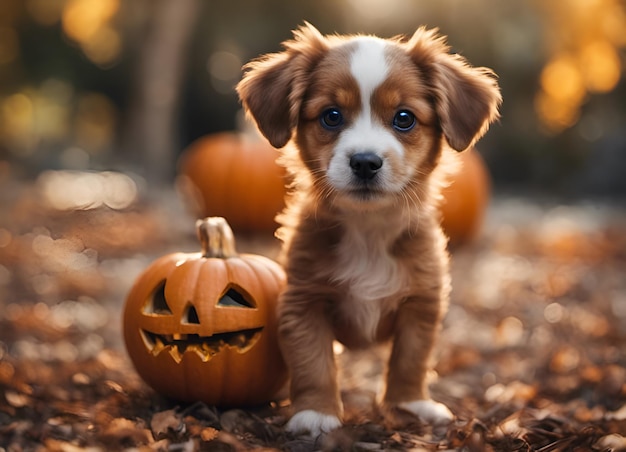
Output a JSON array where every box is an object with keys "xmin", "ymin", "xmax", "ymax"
[{"xmin": 349, "ymin": 152, "xmax": 383, "ymax": 180}]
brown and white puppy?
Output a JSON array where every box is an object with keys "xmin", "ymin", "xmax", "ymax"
[{"xmin": 237, "ymin": 23, "xmax": 500, "ymax": 436}]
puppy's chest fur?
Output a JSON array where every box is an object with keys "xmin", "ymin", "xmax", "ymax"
[{"xmin": 329, "ymin": 214, "xmax": 412, "ymax": 344}]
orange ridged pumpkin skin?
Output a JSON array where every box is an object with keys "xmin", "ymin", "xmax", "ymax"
[
  {"xmin": 440, "ymin": 149, "xmax": 491, "ymax": 247},
  {"xmin": 123, "ymin": 218, "xmax": 287, "ymax": 407},
  {"xmin": 178, "ymin": 133, "xmax": 286, "ymax": 233}
]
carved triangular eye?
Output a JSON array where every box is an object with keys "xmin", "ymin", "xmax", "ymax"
[
  {"xmin": 184, "ymin": 304, "xmax": 200, "ymax": 324},
  {"xmin": 218, "ymin": 287, "xmax": 255, "ymax": 308},
  {"xmin": 144, "ymin": 280, "xmax": 172, "ymax": 315}
]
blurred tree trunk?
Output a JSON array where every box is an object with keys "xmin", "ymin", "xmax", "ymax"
[{"xmin": 122, "ymin": 0, "xmax": 200, "ymax": 184}]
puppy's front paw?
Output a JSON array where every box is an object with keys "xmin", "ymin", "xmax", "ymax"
[
  {"xmin": 285, "ymin": 410, "xmax": 342, "ymax": 437},
  {"xmin": 398, "ymin": 399, "xmax": 454, "ymax": 425}
]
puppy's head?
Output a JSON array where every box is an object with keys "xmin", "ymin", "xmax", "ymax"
[{"xmin": 237, "ymin": 23, "xmax": 501, "ymax": 209}]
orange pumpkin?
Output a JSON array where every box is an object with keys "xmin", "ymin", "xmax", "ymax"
[
  {"xmin": 177, "ymin": 132, "xmax": 286, "ymax": 233},
  {"xmin": 440, "ymin": 149, "xmax": 491, "ymax": 247},
  {"xmin": 123, "ymin": 217, "xmax": 287, "ymax": 407}
]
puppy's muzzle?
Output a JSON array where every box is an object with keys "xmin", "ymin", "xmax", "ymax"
[{"xmin": 350, "ymin": 152, "xmax": 383, "ymax": 180}]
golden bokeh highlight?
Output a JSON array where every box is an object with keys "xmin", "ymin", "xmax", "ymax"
[
  {"xmin": 535, "ymin": 0, "xmax": 625, "ymax": 133},
  {"xmin": 22, "ymin": 0, "xmax": 123, "ymax": 66},
  {"xmin": 579, "ymin": 41, "xmax": 621, "ymax": 93},
  {"xmin": 540, "ymin": 56, "xmax": 586, "ymax": 103},
  {"xmin": 534, "ymin": 91, "xmax": 580, "ymax": 132},
  {"xmin": 1, "ymin": 92, "xmax": 36, "ymax": 154},
  {"xmin": 61, "ymin": 0, "xmax": 121, "ymax": 66},
  {"xmin": 0, "ymin": 82, "xmax": 116, "ymax": 157},
  {"xmin": 62, "ymin": 0, "xmax": 119, "ymax": 42},
  {"xmin": 80, "ymin": 25, "xmax": 122, "ymax": 67}
]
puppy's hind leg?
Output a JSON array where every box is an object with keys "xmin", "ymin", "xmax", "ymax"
[{"xmin": 279, "ymin": 295, "xmax": 343, "ymax": 436}]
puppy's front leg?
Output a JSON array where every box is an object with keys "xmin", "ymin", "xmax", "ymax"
[
  {"xmin": 278, "ymin": 294, "xmax": 342, "ymax": 436},
  {"xmin": 382, "ymin": 296, "xmax": 453, "ymax": 425}
]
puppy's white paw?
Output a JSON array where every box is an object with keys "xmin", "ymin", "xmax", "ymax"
[
  {"xmin": 285, "ymin": 410, "xmax": 342, "ymax": 437},
  {"xmin": 398, "ymin": 399, "xmax": 454, "ymax": 425}
]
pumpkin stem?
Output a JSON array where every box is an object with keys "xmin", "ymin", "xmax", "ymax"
[{"xmin": 196, "ymin": 217, "xmax": 238, "ymax": 258}]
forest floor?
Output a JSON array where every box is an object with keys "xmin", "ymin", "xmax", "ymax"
[{"xmin": 1, "ymin": 169, "xmax": 625, "ymax": 451}]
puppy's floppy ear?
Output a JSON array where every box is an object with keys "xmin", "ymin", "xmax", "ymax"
[
  {"xmin": 407, "ymin": 28, "xmax": 501, "ymax": 151},
  {"xmin": 237, "ymin": 22, "xmax": 328, "ymax": 149}
]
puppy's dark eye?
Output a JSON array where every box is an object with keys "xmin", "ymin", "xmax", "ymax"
[
  {"xmin": 320, "ymin": 108, "xmax": 343, "ymax": 130},
  {"xmin": 392, "ymin": 110, "xmax": 416, "ymax": 132}
]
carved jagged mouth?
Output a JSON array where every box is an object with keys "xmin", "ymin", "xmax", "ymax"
[{"xmin": 140, "ymin": 328, "xmax": 263, "ymax": 363}]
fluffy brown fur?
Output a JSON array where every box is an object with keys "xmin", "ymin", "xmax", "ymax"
[{"xmin": 237, "ymin": 23, "xmax": 500, "ymax": 435}]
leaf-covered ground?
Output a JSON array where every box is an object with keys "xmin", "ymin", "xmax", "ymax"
[{"xmin": 1, "ymin": 172, "xmax": 625, "ymax": 451}]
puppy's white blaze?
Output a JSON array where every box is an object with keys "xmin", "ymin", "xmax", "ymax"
[
  {"xmin": 350, "ymin": 37, "xmax": 389, "ymax": 106},
  {"xmin": 285, "ymin": 410, "xmax": 342, "ymax": 437},
  {"xmin": 347, "ymin": 37, "xmax": 392, "ymax": 150},
  {"xmin": 398, "ymin": 399, "xmax": 454, "ymax": 425}
]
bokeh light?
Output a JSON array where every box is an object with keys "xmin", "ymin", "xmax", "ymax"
[
  {"xmin": 80, "ymin": 25, "xmax": 122, "ymax": 67},
  {"xmin": 37, "ymin": 170, "xmax": 138, "ymax": 211},
  {"xmin": 62, "ymin": 0, "xmax": 119, "ymax": 42},
  {"xmin": 61, "ymin": 0, "xmax": 122, "ymax": 67},
  {"xmin": 579, "ymin": 40, "xmax": 621, "ymax": 93},
  {"xmin": 1, "ymin": 92, "xmax": 36, "ymax": 155},
  {"xmin": 0, "ymin": 81, "xmax": 116, "ymax": 159},
  {"xmin": 207, "ymin": 51, "xmax": 243, "ymax": 94},
  {"xmin": 534, "ymin": 0, "xmax": 625, "ymax": 133}
]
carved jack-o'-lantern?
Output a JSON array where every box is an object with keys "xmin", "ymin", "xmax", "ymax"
[{"xmin": 123, "ymin": 217, "xmax": 287, "ymax": 407}]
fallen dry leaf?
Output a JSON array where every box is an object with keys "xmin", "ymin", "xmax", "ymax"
[
  {"xmin": 200, "ymin": 426, "xmax": 219, "ymax": 441},
  {"xmin": 150, "ymin": 408, "xmax": 185, "ymax": 439}
]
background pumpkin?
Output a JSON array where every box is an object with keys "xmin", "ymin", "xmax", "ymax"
[
  {"xmin": 440, "ymin": 149, "xmax": 491, "ymax": 247},
  {"xmin": 123, "ymin": 217, "xmax": 288, "ymax": 407},
  {"xmin": 177, "ymin": 129, "xmax": 286, "ymax": 233}
]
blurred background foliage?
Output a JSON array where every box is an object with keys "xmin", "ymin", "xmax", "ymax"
[{"xmin": 1, "ymin": 0, "xmax": 625, "ymax": 196}]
